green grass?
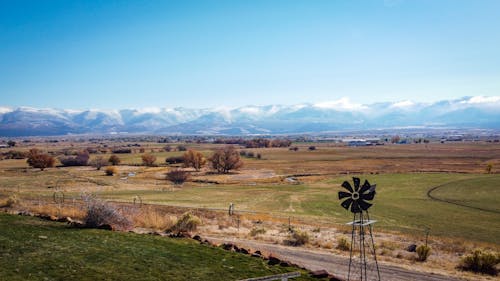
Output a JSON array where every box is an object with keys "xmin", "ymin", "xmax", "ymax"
[
  {"xmin": 95, "ymin": 173, "xmax": 500, "ymax": 244},
  {"xmin": 0, "ymin": 213, "xmax": 319, "ymax": 281}
]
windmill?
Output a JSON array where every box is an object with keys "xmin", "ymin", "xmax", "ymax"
[{"xmin": 338, "ymin": 177, "xmax": 381, "ymax": 281}]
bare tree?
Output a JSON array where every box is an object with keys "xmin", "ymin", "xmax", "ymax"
[
  {"xmin": 27, "ymin": 149, "xmax": 55, "ymax": 171},
  {"xmin": 89, "ymin": 156, "xmax": 108, "ymax": 170},
  {"xmin": 183, "ymin": 149, "xmax": 206, "ymax": 171},
  {"xmin": 209, "ymin": 145, "xmax": 243, "ymax": 174}
]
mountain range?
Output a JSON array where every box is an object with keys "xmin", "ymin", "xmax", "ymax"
[{"xmin": 1, "ymin": 96, "xmax": 499, "ymax": 137}]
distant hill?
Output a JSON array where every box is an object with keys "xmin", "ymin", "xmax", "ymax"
[{"xmin": 1, "ymin": 96, "xmax": 499, "ymax": 136}]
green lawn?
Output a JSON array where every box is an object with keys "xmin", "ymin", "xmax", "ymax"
[
  {"xmin": 94, "ymin": 173, "xmax": 500, "ymax": 244},
  {"xmin": 0, "ymin": 213, "xmax": 319, "ymax": 281}
]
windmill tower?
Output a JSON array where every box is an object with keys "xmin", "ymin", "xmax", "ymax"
[{"xmin": 338, "ymin": 177, "xmax": 381, "ymax": 281}]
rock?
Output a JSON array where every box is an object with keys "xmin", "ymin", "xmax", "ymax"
[
  {"xmin": 238, "ymin": 248, "xmax": 249, "ymax": 254},
  {"xmin": 254, "ymin": 250, "xmax": 262, "ymax": 256},
  {"xmin": 49, "ymin": 215, "xmax": 58, "ymax": 221},
  {"xmin": 251, "ymin": 252, "xmax": 262, "ymax": 258},
  {"xmin": 406, "ymin": 244, "xmax": 417, "ymax": 252},
  {"xmin": 221, "ymin": 243, "xmax": 235, "ymax": 251},
  {"xmin": 311, "ymin": 269, "xmax": 329, "ymax": 278},
  {"xmin": 328, "ymin": 274, "xmax": 344, "ymax": 281},
  {"xmin": 57, "ymin": 217, "xmax": 71, "ymax": 223},
  {"xmin": 97, "ymin": 224, "xmax": 113, "ymax": 230},
  {"xmin": 193, "ymin": 235, "xmax": 202, "ymax": 242},
  {"xmin": 267, "ymin": 255, "xmax": 281, "ymax": 266},
  {"xmin": 279, "ymin": 261, "xmax": 291, "ymax": 267}
]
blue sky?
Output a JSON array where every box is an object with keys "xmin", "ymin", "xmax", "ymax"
[{"xmin": 1, "ymin": 0, "xmax": 499, "ymax": 109}]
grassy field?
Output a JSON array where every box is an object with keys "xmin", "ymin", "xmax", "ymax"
[
  {"xmin": 88, "ymin": 173, "xmax": 500, "ymax": 244},
  {"xmin": 0, "ymin": 212, "xmax": 319, "ymax": 281}
]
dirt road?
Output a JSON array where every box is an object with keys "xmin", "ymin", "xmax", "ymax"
[{"xmin": 206, "ymin": 236, "xmax": 464, "ymax": 281}]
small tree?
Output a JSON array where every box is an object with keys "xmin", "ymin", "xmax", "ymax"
[
  {"xmin": 141, "ymin": 153, "xmax": 157, "ymax": 167},
  {"xmin": 59, "ymin": 151, "xmax": 90, "ymax": 166},
  {"xmin": 89, "ymin": 156, "xmax": 108, "ymax": 170},
  {"xmin": 27, "ymin": 149, "xmax": 55, "ymax": 171},
  {"xmin": 183, "ymin": 149, "xmax": 206, "ymax": 171},
  {"xmin": 209, "ymin": 145, "xmax": 243, "ymax": 174},
  {"xmin": 166, "ymin": 169, "xmax": 190, "ymax": 185},
  {"xmin": 108, "ymin": 155, "xmax": 121, "ymax": 165},
  {"xmin": 7, "ymin": 140, "xmax": 16, "ymax": 147}
]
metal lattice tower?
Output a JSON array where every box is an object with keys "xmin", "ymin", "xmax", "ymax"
[{"xmin": 339, "ymin": 177, "xmax": 381, "ymax": 281}]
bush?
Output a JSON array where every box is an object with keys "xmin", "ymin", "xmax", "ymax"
[
  {"xmin": 336, "ymin": 236, "xmax": 351, "ymax": 251},
  {"xmin": 141, "ymin": 153, "xmax": 157, "ymax": 166},
  {"xmin": 166, "ymin": 169, "xmax": 190, "ymax": 185},
  {"xmin": 82, "ymin": 195, "xmax": 132, "ymax": 230},
  {"xmin": 416, "ymin": 245, "xmax": 431, "ymax": 262},
  {"xmin": 289, "ymin": 146, "xmax": 299, "ymax": 151},
  {"xmin": 308, "ymin": 146, "xmax": 316, "ymax": 151},
  {"xmin": 286, "ymin": 229, "xmax": 309, "ymax": 246},
  {"xmin": 59, "ymin": 151, "xmax": 89, "ymax": 166},
  {"xmin": 166, "ymin": 156, "xmax": 184, "ymax": 165},
  {"xmin": 112, "ymin": 148, "xmax": 132, "ymax": 154},
  {"xmin": 168, "ymin": 212, "xmax": 201, "ymax": 234},
  {"xmin": 0, "ymin": 194, "xmax": 19, "ymax": 208},
  {"xmin": 27, "ymin": 149, "xmax": 55, "ymax": 171},
  {"xmin": 458, "ymin": 249, "xmax": 499, "ymax": 275},
  {"xmin": 105, "ymin": 166, "xmax": 117, "ymax": 176},
  {"xmin": 177, "ymin": 145, "xmax": 187, "ymax": 151}
]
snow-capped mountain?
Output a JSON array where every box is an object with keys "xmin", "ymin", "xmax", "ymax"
[{"xmin": 0, "ymin": 96, "xmax": 499, "ymax": 136}]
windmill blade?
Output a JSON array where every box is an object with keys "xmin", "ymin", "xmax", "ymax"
[
  {"xmin": 353, "ymin": 177, "xmax": 361, "ymax": 191},
  {"xmin": 341, "ymin": 181, "xmax": 354, "ymax": 193},
  {"xmin": 341, "ymin": 198, "xmax": 353, "ymax": 210},
  {"xmin": 358, "ymin": 199, "xmax": 373, "ymax": 211},
  {"xmin": 359, "ymin": 180, "xmax": 371, "ymax": 194},
  {"xmin": 350, "ymin": 200, "xmax": 361, "ymax": 213},
  {"xmin": 338, "ymin": 191, "xmax": 352, "ymax": 200},
  {"xmin": 369, "ymin": 184, "xmax": 377, "ymax": 193},
  {"xmin": 361, "ymin": 191, "xmax": 376, "ymax": 201}
]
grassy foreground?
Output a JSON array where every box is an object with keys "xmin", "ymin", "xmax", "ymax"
[{"xmin": 0, "ymin": 213, "xmax": 318, "ymax": 281}]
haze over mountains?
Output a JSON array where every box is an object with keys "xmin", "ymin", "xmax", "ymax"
[{"xmin": 1, "ymin": 96, "xmax": 499, "ymax": 137}]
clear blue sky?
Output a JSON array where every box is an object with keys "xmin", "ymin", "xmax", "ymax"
[{"xmin": 1, "ymin": 0, "xmax": 499, "ymax": 109}]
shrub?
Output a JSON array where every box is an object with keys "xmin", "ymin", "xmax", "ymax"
[
  {"xmin": 247, "ymin": 151, "xmax": 254, "ymax": 158},
  {"xmin": 112, "ymin": 148, "xmax": 132, "ymax": 154},
  {"xmin": 209, "ymin": 145, "xmax": 243, "ymax": 174},
  {"xmin": 486, "ymin": 163, "xmax": 493, "ymax": 174},
  {"xmin": 289, "ymin": 146, "xmax": 299, "ymax": 151},
  {"xmin": 166, "ymin": 156, "xmax": 184, "ymax": 165},
  {"xmin": 416, "ymin": 245, "xmax": 431, "ymax": 262},
  {"xmin": 27, "ymin": 149, "xmax": 55, "ymax": 171},
  {"xmin": 141, "ymin": 153, "xmax": 157, "ymax": 166},
  {"xmin": 59, "ymin": 151, "xmax": 90, "ymax": 166},
  {"xmin": 177, "ymin": 145, "xmax": 187, "ymax": 151},
  {"xmin": 458, "ymin": 249, "xmax": 499, "ymax": 275},
  {"xmin": 164, "ymin": 145, "xmax": 172, "ymax": 152},
  {"xmin": 168, "ymin": 212, "xmax": 201, "ymax": 234},
  {"xmin": 336, "ymin": 236, "xmax": 351, "ymax": 251},
  {"xmin": 105, "ymin": 166, "xmax": 117, "ymax": 176},
  {"xmin": 82, "ymin": 195, "xmax": 132, "ymax": 230},
  {"xmin": 108, "ymin": 155, "xmax": 121, "ymax": 165},
  {"xmin": 249, "ymin": 227, "xmax": 266, "ymax": 236},
  {"xmin": 256, "ymin": 153, "xmax": 261, "ymax": 159},
  {"xmin": 308, "ymin": 146, "xmax": 316, "ymax": 151},
  {"xmin": 0, "ymin": 194, "xmax": 19, "ymax": 208},
  {"xmin": 166, "ymin": 169, "xmax": 190, "ymax": 185},
  {"xmin": 286, "ymin": 229, "xmax": 309, "ymax": 246},
  {"xmin": 239, "ymin": 150, "xmax": 247, "ymax": 156}
]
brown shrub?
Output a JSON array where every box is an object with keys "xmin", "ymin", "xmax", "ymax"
[{"xmin": 141, "ymin": 153, "xmax": 157, "ymax": 166}]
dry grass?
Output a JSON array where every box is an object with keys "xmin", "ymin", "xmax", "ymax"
[
  {"xmin": 23, "ymin": 203, "xmax": 85, "ymax": 219},
  {"xmin": 132, "ymin": 205, "xmax": 176, "ymax": 230}
]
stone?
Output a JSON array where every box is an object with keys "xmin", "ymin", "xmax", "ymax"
[
  {"xmin": 406, "ymin": 244, "xmax": 417, "ymax": 252},
  {"xmin": 267, "ymin": 255, "xmax": 281, "ymax": 266},
  {"xmin": 311, "ymin": 269, "xmax": 329, "ymax": 278}
]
